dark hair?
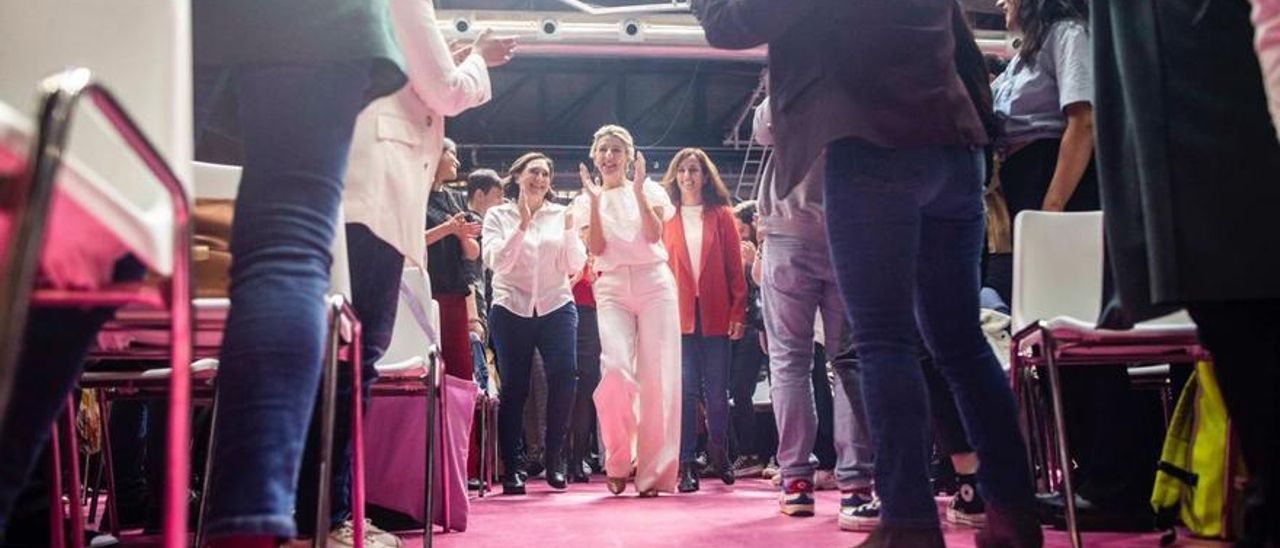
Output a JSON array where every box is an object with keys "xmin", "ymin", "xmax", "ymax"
[
  {"xmin": 1012, "ymin": 0, "xmax": 1088, "ymax": 67},
  {"xmin": 508, "ymin": 152, "xmax": 556, "ymax": 200},
  {"xmin": 660, "ymin": 148, "xmax": 733, "ymax": 208},
  {"xmin": 466, "ymin": 168, "xmax": 503, "ymax": 201}
]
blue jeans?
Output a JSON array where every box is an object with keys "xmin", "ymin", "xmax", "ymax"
[
  {"xmin": 0, "ymin": 258, "xmax": 145, "ymax": 537},
  {"xmin": 761, "ymin": 234, "xmax": 874, "ymax": 491},
  {"xmin": 679, "ymin": 309, "xmax": 732, "ymax": 464},
  {"xmin": 201, "ymin": 62, "xmax": 371, "ymax": 539},
  {"xmin": 489, "ymin": 303, "xmax": 578, "ymax": 471},
  {"xmin": 294, "ymin": 224, "xmax": 403, "ymax": 533},
  {"xmin": 823, "ymin": 138, "xmax": 1034, "ymax": 528}
]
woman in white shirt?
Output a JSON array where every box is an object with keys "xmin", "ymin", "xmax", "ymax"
[
  {"xmin": 483, "ymin": 152, "xmax": 587, "ymax": 495},
  {"xmin": 573, "ymin": 125, "xmax": 681, "ymax": 497}
]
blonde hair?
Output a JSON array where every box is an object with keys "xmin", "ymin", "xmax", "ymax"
[{"xmin": 590, "ymin": 125, "xmax": 636, "ymax": 166}]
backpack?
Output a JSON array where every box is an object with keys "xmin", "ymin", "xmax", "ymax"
[{"xmin": 1150, "ymin": 361, "xmax": 1247, "ymax": 545}]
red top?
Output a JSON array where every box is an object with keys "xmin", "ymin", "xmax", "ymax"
[
  {"xmin": 662, "ymin": 205, "xmax": 747, "ymax": 337},
  {"xmin": 572, "ymin": 259, "xmax": 596, "ymax": 308}
]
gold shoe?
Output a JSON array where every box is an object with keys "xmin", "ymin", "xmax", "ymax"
[
  {"xmin": 638, "ymin": 489, "xmax": 659, "ymax": 498},
  {"xmin": 607, "ymin": 477, "xmax": 627, "ymax": 495}
]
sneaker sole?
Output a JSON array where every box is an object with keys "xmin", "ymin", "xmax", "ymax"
[
  {"xmin": 837, "ymin": 513, "xmax": 879, "ymax": 532},
  {"xmin": 779, "ymin": 500, "xmax": 815, "ymax": 517},
  {"xmin": 945, "ymin": 507, "xmax": 987, "ymax": 527}
]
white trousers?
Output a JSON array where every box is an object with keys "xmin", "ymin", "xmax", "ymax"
[{"xmin": 592, "ymin": 262, "xmax": 682, "ymax": 493}]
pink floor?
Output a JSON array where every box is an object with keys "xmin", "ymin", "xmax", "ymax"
[{"xmin": 402, "ymin": 478, "xmax": 1226, "ymax": 548}]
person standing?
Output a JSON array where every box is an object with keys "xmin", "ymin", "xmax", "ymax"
[
  {"xmin": 659, "ymin": 148, "xmax": 747, "ymax": 493},
  {"xmin": 573, "ymin": 125, "xmax": 681, "ymax": 497},
  {"xmin": 696, "ymin": 2, "xmax": 1041, "ymax": 546},
  {"xmin": 483, "ymin": 153, "xmax": 586, "ymax": 494}
]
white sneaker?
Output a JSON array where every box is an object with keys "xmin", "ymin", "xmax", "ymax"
[
  {"xmin": 328, "ymin": 519, "xmax": 403, "ymax": 548},
  {"xmin": 813, "ymin": 469, "xmax": 838, "ymax": 491}
]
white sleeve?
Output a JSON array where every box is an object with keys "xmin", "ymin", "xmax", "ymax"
[
  {"xmin": 482, "ymin": 207, "xmax": 525, "ymax": 275},
  {"xmin": 644, "ymin": 180, "xmax": 676, "ymax": 222},
  {"xmin": 388, "ymin": 0, "xmax": 493, "ymax": 116}
]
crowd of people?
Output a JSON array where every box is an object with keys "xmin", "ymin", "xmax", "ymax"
[{"xmin": 1, "ymin": 0, "xmax": 1278, "ymax": 547}]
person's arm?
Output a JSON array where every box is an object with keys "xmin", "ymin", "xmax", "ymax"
[
  {"xmin": 631, "ymin": 151, "xmax": 666, "ymax": 244},
  {"xmin": 1042, "ymin": 102, "xmax": 1093, "ymax": 211},
  {"xmin": 460, "ymin": 237, "xmax": 480, "ymax": 260},
  {"xmin": 465, "ymin": 292, "xmax": 485, "ymax": 341},
  {"xmin": 387, "ymin": 0, "xmax": 507, "ymax": 116},
  {"xmin": 557, "ymin": 210, "xmax": 588, "ymax": 277},
  {"xmin": 1042, "ymin": 22, "xmax": 1095, "ymax": 211},
  {"xmin": 425, "ymin": 212, "xmax": 480, "ymax": 246},
  {"xmin": 721, "ymin": 210, "xmax": 748, "ymax": 340},
  {"xmin": 577, "ymin": 165, "xmax": 608, "ymax": 256},
  {"xmin": 692, "ymin": 0, "xmax": 820, "ymax": 50},
  {"xmin": 751, "ymin": 239, "xmax": 764, "ymax": 285}
]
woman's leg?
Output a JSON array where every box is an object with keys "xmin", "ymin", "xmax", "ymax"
[
  {"xmin": 434, "ymin": 293, "xmax": 474, "ymax": 380},
  {"xmin": 489, "ymin": 306, "xmax": 536, "ymax": 479},
  {"xmin": 534, "ymin": 303, "xmax": 579, "ymax": 478},
  {"xmin": 592, "ymin": 271, "xmax": 641, "ymax": 482},
  {"xmin": 632, "ymin": 266, "xmax": 682, "ymax": 494},
  {"xmin": 679, "ymin": 333, "xmax": 706, "ymax": 466},
  {"xmin": 701, "ymin": 333, "xmax": 733, "ymax": 463},
  {"xmin": 202, "ymin": 62, "xmax": 369, "ymax": 540},
  {"xmin": 568, "ymin": 306, "xmax": 602, "ymax": 476},
  {"xmin": 295, "ymin": 224, "xmax": 403, "ymax": 532}
]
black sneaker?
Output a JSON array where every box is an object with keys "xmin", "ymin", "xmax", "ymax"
[
  {"xmin": 946, "ymin": 478, "xmax": 986, "ymax": 526},
  {"xmin": 839, "ymin": 496, "xmax": 881, "ymax": 532},
  {"xmin": 730, "ymin": 455, "xmax": 765, "ymax": 478}
]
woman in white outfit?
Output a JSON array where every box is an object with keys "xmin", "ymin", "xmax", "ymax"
[{"xmin": 573, "ymin": 125, "xmax": 681, "ymax": 497}]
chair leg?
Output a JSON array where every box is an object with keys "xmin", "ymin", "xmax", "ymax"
[
  {"xmin": 314, "ymin": 298, "xmax": 343, "ymax": 548},
  {"xmin": 195, "ymin": 393, "xmax": 220, "ymax": 548},
  {"xmin": 64, "ymin": 398, "xmax": 85, "ymax": 548},
  {"xmin": 477, "ymin": 399, "xmax": 486, "ymax": 500},
  {"xmin": 349, "ymin": 318, "xmax": 366, "ymax": 548},
  {"xmin": 1041, "ymin": 327, "xmax": 1082, "ymax": 548},
  {"xmin": 49, "ymin": 421, "xmax": 66, "ymax": 548},
  {"xmin": 97, "ymin": 396, "xmax": 121, "ymax": 536},
  {"xmin": 423, "ymin": 360, "xmax": 438, "ymax": 548}
]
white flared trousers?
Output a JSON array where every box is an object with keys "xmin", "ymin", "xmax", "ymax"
[{"xmin": 591, "ymin": 262, "xmax": 682, "ymax": 493}]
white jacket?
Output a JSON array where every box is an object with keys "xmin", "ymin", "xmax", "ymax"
[{"xmin": 342, "ymin": 0, "xmax": 492, "ymax": 269}]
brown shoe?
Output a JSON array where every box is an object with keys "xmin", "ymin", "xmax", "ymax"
[{"xmin": 606, "ymin": 477, "xmax": 627, "ymax": 495}]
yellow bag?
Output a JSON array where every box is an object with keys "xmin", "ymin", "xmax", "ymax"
[{"xmin": 1150, "ymin": 361, "xmax": 1247, "ymax": 544}]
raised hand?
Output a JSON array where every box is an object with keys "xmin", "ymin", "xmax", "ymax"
[
  {"xmin": 448, "ymin": 40, "xmax": 474, "ymax": 65},
  {"xmin": 518, "ymin": 195, "xmax": 534, "ymax": 231},
  {"xmin": 631, "ymin": 150, "xmax": 647, "ymax": 195},
  {"xmin": 579, "ymin": 163, "xmax": 603, "ymax": 202},
  {"xmin": 472, "ymin": 28, "xmax": 518, "ymax": 68}
]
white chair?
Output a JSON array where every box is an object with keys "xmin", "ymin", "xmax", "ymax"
[
  {"xmin": 0, "ymin": 2, "xmax": 193, "ymax": 546},
  {"xmin": 1009, "ymin": 211, "xmax": 1206, "ymax": 548}
]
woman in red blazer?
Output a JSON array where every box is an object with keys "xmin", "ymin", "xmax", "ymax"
[{"xmin": 660, "ymin": 148, "xmax": 748, "ymax": 493}]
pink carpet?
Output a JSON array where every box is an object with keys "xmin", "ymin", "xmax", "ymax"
[{"xmin": 398, "ymin": 478, "xmax": 1229, "ymax": 548}]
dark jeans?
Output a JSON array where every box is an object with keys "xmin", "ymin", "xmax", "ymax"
[
  {"xmin": 0, "ymin": 257, "xmax": 145, "ymax": 537},
  {"xmin": 294, "ymin": 224, "xmax": 403, "ymax": 533},
  {"xmin": 490, "ymin": 303, "xmax": 578, "ymax": 472},
  {"xmin": 567, "ymin": 305, "xmax": 601, "ymax": 469},
  {"xmin": 728, "ymin": 327, "xmax": 767, "ymax": 460},
  {"xmin": 201, "ymin": 61, "xmax": 370, "ymax": 539},
  {"xmin": 1187, "ymin": 300, "xmax": 1280, "ymax": 544},
  {"xmin": 679, "ymin": 310, "xmax": 733, "ymax": 464},
  {"xmin": 824, "ymin": 139, "xmax": 1035, "ymax": 528}
]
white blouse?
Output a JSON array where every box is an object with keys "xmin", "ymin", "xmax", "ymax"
[
  {"xmin": 571, "ymin": 179, "xmax": 676, "ymax": 272},
  {"xmin": 681, "ymin": 205, "xmax": 705, "ymax": 291},
  {"xmin": 482, "ymin": 202, "xmax": 587, "ymax": 318}
]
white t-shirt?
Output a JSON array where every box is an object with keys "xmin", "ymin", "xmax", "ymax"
[
  {"xmin": 571, "ymin": 179, "xmax": 675, "ymax": 272},
  {"xmin": 681, "ymin": 205, "xmax": 705, "ymax": 292}
]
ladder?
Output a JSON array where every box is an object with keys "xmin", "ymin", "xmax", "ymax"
[{"xmin": 735, "ymin": 140, "xmax": 771, "ymax": 202}]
